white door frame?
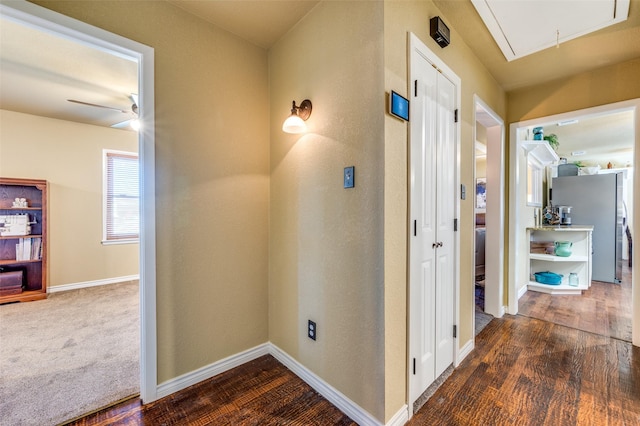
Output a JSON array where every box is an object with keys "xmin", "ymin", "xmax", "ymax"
[
  {"xmin": 407, "ymin": 32, "xmax": 461, "ymax": 413},
  {"xmin": 1, "ymin": 0, "xmax": 159, "ymax": 402},
  {"xmin": 473, "ymin": 96, "xmax": 505, "ymax": 319},
  {"xmin": 507, "ymin": 99, "xmax": 639, "ymax": 347}
]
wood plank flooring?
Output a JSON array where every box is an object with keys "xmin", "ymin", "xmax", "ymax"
[
  {"xmin": 67, "ymin": 314, "xmax": 640, "ymax": 426},
  {"xmin": 519, "ymin": 263, "xmax": 633, "ymax": 342},
  {"xmin": 65, "ymin": 355, "xmax": 356, "ymax": 426},
  {"xmin": 407, "ymin": 315, "xmax": 640, "ymax": 425}
]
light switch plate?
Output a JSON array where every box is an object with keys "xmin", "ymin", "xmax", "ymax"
[{"xmin": 344, "ymin": 166, "xmax": 354, "ymax": 188}]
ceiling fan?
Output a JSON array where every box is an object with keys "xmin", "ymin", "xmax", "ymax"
[{"xmin": 67, "ymin": 93, "xmax": 139, "ymax": 130}]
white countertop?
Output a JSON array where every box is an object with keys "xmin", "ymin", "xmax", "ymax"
[{"xmin": 527, "ymin": 225, "xmax": 594, "ymax": 231}]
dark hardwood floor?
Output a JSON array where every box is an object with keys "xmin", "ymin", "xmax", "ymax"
[
  {"xmin": 519, "ymin": 263, "xmax": 633, "ymax": 342},
  {"xmin": 67, "ymin": 313, "xmax": 640, "ymax": 426},
  {"xmin": 65, "ymin": 355, "xmax": 356, "ymax": 426},
  {"xmin": 66, "ymin": 265, "xmax": 635, "ymax": 425},
  {"xmin": 408, "ymin": 314, "xmax": 640, "ymax": 425}
]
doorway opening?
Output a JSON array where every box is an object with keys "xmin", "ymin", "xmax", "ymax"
[
  {"xmin": 508, "ymin": 99, "xmax": 638, "ymax": 345},
  {"xmin": 0, "ymin": 0, "xmax": 157, "ymax": 419},
  {"xmin": 473, "ymin": 97, "xmax": 505, "ymax": 337}
]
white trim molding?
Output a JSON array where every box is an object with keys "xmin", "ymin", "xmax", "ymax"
[
  {"xmin": 457, "ymin": 338, "xmax": 474, "ymax": 364},
  {"xmin": 155, "ymin": 342, "xmax": 409, "ymax": 425},
  {"xmin": 48, "ymin": 275, "xmax": 139, "ymax": 293},
  {"xmin": 518, "ymin": 284, "xmax": 528, "ymax": 300},
  {"xmin": 269, "ymin": 343, "xmax": 391, "ymax": 426},
  {"xmin": 156, "ymin": 343, "xmax": 270, "ymax": 400},
  {"xmin": 386, "ymin": 405, "xmax": 410, "ymax": 426}
]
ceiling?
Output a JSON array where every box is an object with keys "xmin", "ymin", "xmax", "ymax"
[
  {"xmin": 0, "ymin": 0, "xmax": 638, "ymax": 142},
  {"xmin": 167, "ymin": 0, "xmax": 319, "ymax": 49},
  {"xmin": 470, "ymin": 0, "xmax": 629, "ymax": 62},
  {"xmin": 0, "ymin": 17, "xmax": 138, "ymax": 130},
  {"xmin": 540, "ymin": 110, "xmax": 634, "ymax": 168},
  {"xmin": 433, "ymin": 0, "xmax": 640, "ymax": 91}
]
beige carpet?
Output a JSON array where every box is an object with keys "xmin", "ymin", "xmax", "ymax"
[{"xmin": 0, "ymin": 281, "xmax": 139, "ymax": 425}]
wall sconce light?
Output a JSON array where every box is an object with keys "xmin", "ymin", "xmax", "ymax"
[{"xmin": 282, "ymin": 99, "xmax": 312, "ymax": 134}]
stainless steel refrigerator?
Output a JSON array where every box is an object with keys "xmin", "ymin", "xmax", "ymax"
[{"xmin": 551, "ymin": 173, "xmax": 623, "ymax": 283}]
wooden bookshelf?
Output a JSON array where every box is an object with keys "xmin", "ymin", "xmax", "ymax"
[{"xmin": 0, "ymin": 177, "xmax": 48, "ymax": 303}]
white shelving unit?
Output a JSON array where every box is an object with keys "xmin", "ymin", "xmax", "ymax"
[
  {"xmin": 522, "ymin": 140, "xmax": 559, "ymax": 165},
  {"xmin": 527, "ymin": 226, "xmax": 593, "ymax": 295}
]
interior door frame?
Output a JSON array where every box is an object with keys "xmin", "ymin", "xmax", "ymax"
[
  {"xmin": 1, "ymin": 0, "xmax": 159, "ymax": 402},
  {"xmin": 473, "ymin": 96, "xmax": 505, "ymax": 319},
  {"xmin": 507, "ymin": 98, "xmax": 639, "ymax": 347},
  {"xmin": 407, "ymin": 32, "xmax": 461, "ymax": 414}
]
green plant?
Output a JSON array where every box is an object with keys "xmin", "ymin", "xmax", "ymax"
[{"xmin": 543, "ymin": 133, "xmax": 559, "ymax": 151}]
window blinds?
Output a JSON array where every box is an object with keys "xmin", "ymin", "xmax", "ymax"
[{"xmin": 105, "ymin": 152, "xmax": 139, "ymax": 241}]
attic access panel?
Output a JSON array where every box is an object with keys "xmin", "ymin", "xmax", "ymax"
[{"xmin": 471, "ymin": 0, "xmax": 630, "ymax": 61}]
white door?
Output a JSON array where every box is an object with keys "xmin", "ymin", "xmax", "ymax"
[{"xmin": 409, "ymin": 37, "xmax": 457, "ymax": 407}]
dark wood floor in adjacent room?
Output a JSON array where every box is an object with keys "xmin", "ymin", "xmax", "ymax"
[
  {"xmin": 519, "ymin": 263, "xmax": 633, "ymax": 342},
  {"xmin": 407, "ymin": 314, "xmax": 640, "ymax": 425},
  {"xmin": 68, "ymin": 314, "xmax": 640, "ymax": 426}
]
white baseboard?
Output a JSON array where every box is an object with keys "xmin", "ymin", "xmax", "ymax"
[
  {"xmin": 518, "ymin": 284, "xmax": 528, "ymax": 299},
  {"xmin": 269, "ymin": 343, "xmax": 390, "ymax": 426},
  {"xmin": 156, "ymin": 343, "xmax": 269, "ymax": 400},
  {"xmin": 154, "ymin": 342, "xmax": 409, "ymax": 425},
  {"xmin": 386, "ymin": 405, "xmax": 410, "ymax": 426},
  {"xmin": 457, "ymin": 338, "xmax": 474, "ymax": 365},
  {"xmin": 48, "ymin": 275, "xmax": 140, "ymax": 293}
]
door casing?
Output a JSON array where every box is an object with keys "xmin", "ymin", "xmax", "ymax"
[
  {"xmin": 407, "ymin": 32, "xmax": 461, "ymax": 412},
  {"xmin": 1, "ymin": 0, "xmax": 159, "ymax": 402}
]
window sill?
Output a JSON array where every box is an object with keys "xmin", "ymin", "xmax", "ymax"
[{"xmin": 102, "ymin": 239, "xmax": 139, "ymax": 246}]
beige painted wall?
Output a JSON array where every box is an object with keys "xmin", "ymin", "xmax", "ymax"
[
  {"xmin": 31, "ymin": 0, "xmax": 270, "ymax": 383},
  {"xmin": 508, "ymin": 58, "xmax": 640, "ymax": 123},
  {"xmin": 269, "ymin": 1, "xmax": 386, "ymax": 420},
  {"xmin": 0, "ymin": 110, "xmax": 138, "ymax": 287}
]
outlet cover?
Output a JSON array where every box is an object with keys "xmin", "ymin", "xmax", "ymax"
[
  {"xmin": 344, "ymin": 166, "xmax": 355, "ymax": 188},
  {"xmin": 308, "ymin": 320, "xmax": 316, "ymax": 341}
]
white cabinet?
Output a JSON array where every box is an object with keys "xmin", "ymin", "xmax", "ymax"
[{"xmin": 527, "ymin": 226, "xmax": 593, "ymax": 295}]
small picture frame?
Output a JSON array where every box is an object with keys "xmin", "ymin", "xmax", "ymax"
[{"xmin": 390, "ymin": 91, "xmax": 409, "ymax": 121}]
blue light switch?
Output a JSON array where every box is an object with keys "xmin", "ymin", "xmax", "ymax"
[{"xmin": 344, "ymin": 166, "xmax": 355, "ymax": 188}]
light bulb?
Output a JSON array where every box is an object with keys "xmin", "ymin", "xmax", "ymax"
[{"xmin": 282, "ymin": 114, "xmax": 306, "ymax": 134}]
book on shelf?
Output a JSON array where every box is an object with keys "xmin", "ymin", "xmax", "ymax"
[{"xmin": 15, "ymin": 237, "xmax": 42, "ymax": 261}]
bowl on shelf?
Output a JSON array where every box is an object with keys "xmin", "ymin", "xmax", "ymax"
[
  {"xmin": 533, "ymin": 271, "xmax": 563, "ymax": 285},
  {"xmin": 580, "ymin": 165, "xmax": 600, "ymax": 175}
]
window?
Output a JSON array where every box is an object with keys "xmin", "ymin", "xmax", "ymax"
[{"xmin": 104, "ymin": 150, "xmax": 139, "ymax": 243}]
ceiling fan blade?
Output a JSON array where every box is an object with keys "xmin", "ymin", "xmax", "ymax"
[
  {"xmin": 68, "ymin": 99, "xmax": 129, "ymax": 114},
  {"xmin": 111, "ymin": 119, "xmax": 133, "ymax": 129}
]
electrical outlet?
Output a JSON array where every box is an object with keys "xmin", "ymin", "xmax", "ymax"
[
  {"xmin": 308, "ymin": 320, "xmax": 317, "ymax": 341},
  {"xmin": 344, "ymin": 166, "xmax": 354, "ymax": 188}
]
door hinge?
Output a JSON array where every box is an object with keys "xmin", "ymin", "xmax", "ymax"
[
  {"xmin": 413, "ymin": 220, "xmax": 417, "ymax": 236},
  {"xmin": 414, "ymin": 80, "xmax": 418, "ymax": 97},
  {"xmin": 454, "ymin": 109, "xmax": 458, "ymax": 123},
  {"xmin": 413, "ymin": 358, "xmax": 416, "ymax": 375},
  {"xmin": 453, "ymin": 325, "xmax": 457, "ymax": 338},
  {"xmin": 454, "ymin": 218, "xmax": 458, "ymax": 232}
]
